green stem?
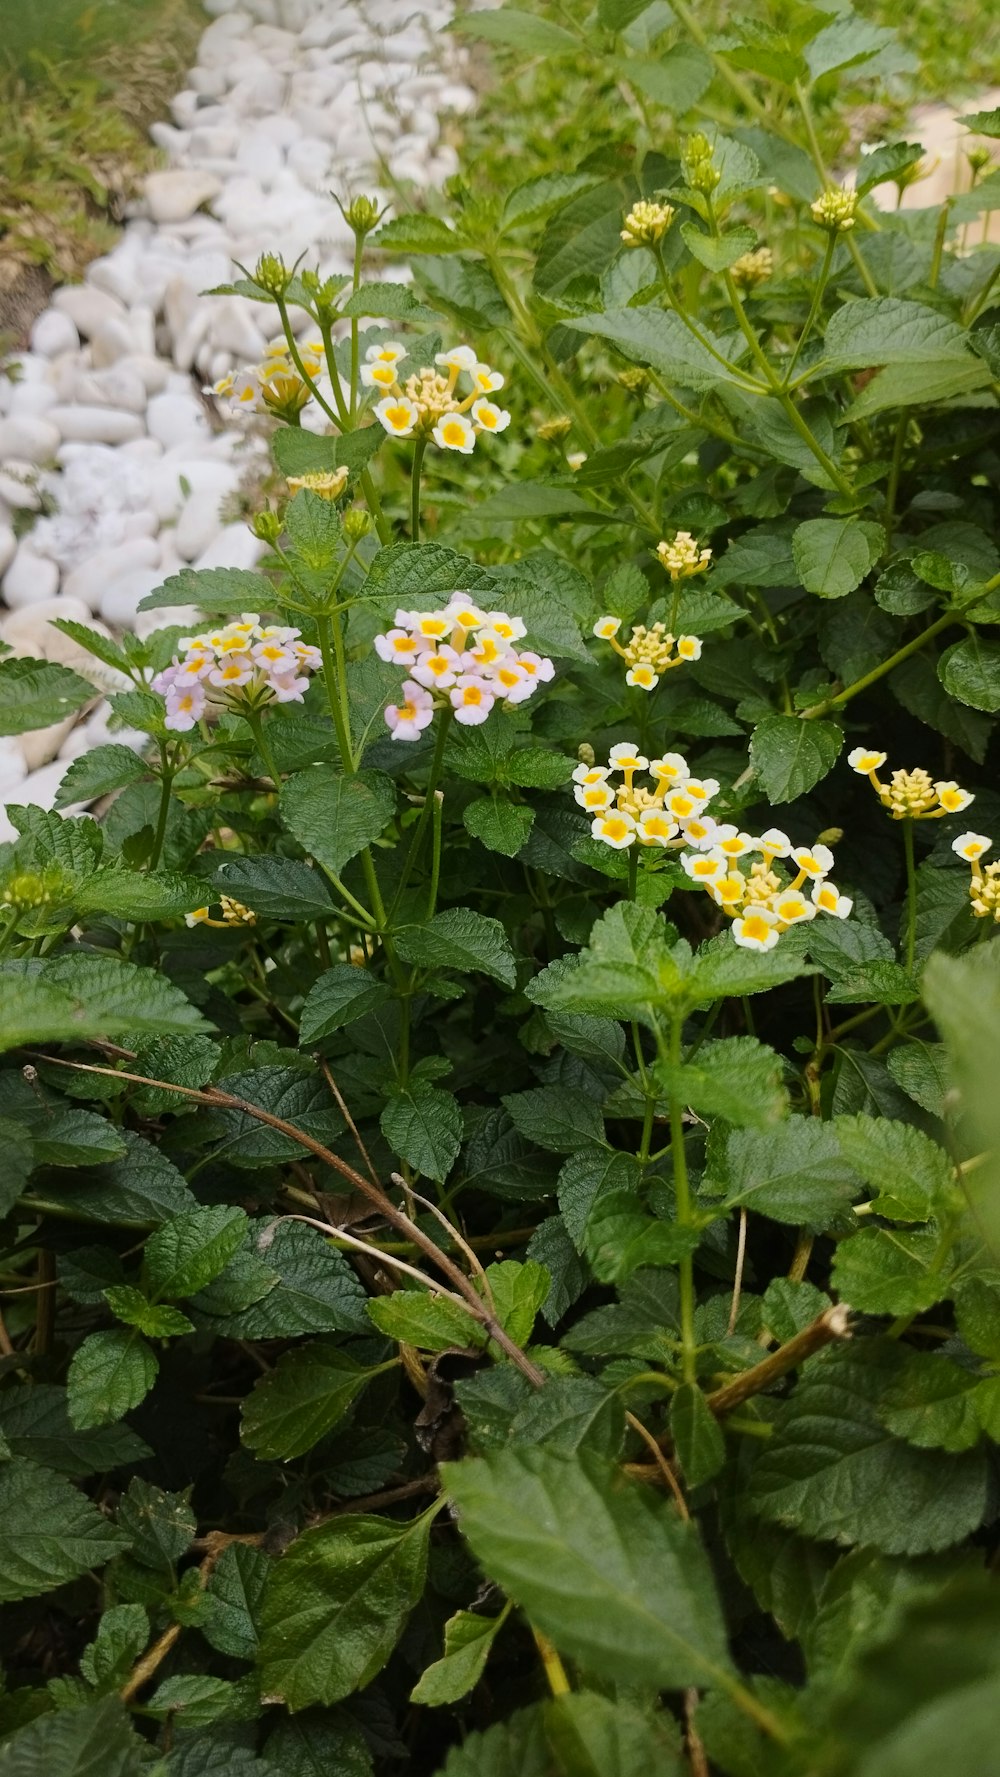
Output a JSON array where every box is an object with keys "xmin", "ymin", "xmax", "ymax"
[
  {"xmin": 148, "ymin": 743, "xmax": 174, "ymax": 870},
  {"xmin": 665, "ymin": 1016, "xmax": 697, "ymax": 1386},
  {"xmin": 426, "ymin": 782, "xmax": 444, "ymax": 920},
  {"xmin": 652, "ymin": 243, "xmax": 767, "ymax": 392},
  {"xmin": 782, "ymin": 231, "xmax": 835, "ymax": 386},
  {"xmin": 244, "ymin": 709, "xmax": 282, "ymax": 790},
  {"xmin": 410, "ymin": 436, "xmax": 427, "ymax": 542},
  {"xmin": 903, "ymin": 818, "xmax": 918, "ymax": 974},
  {"xmin": 275, "ymin": 297, "xmax": 342, "ymax": 431},
  {"xmin": 349, "ymin": 230, "xmax": 365, "ymax": 420},
  {"xmin": 627, "ymin": 847, "xmax": 639, "ymax": 902},
  {"xmin": 793, "ymin": 80, "xmax": 880, "ymax": 295},
  {"xmin": 799, "ymin": 612, "xmax": 955, "ymax": 717},
  {"xmin": 883, "ymin": 415, "xmax": 908, "ymax": 552},
  {"xmin": 388, "ymin": 708, "xmax": 452, "ymax": 924},
  {"xmin": 317, "ymin": 615, "xmax": 355, "ymax": 772}
]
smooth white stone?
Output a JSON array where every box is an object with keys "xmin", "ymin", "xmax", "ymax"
[
  {"xmin": 18, "ymin": 760, "xmax": 70, "ymax": 812},
  {"xmin": 46, "ymin": 405, "xmax": 144, "ymax": 445},
  {"xmin": 193, "ymin": 524, "xmax": 263, "ymax": 572},
  {"xmin": 121, "ymin": 509, "xmax": 160, "ymax": 539},
  {"xmin": 63, "ymin": 538, "xmax": 160, "ymax": 610},
  {"xmin": 72, "ymin": 368, "xmax": 148, "ymax": 415},
  {"xmin": 143, "ymin": 169, "xmax": 223, "ymax": 225},
  {"xmin": 8, "ymin": 381, "xmax": 60, "ymax": 419},
  {"xmin": 0, "ymin": 524, "xmax": 15, "ymax": 576},
  {"xmin": 119, "ymin": 353, "xmax": 171, "ymax": 397},
  {"xmin": 0, "ymin": 417, "xmax": 61, "ymax": 465},
  {"xmin": 100, "ymin": 566, "xmax": 169, "ymax": 628},
  {"xmin": 86, "ymin": 254, "xmax": 140, "ymax": 308},
  {"xmin": 171, "ymin": 309, "xmax": 213, "ymax": 375},
  {"xmin": 3, "ymin": 545, "xmax": 60, "ymax": 607},
  {"xmin": 89, "ymin": 318, "xmax": 142, "ymax": 367},
  {"xmin": 146, "ymin": 392, "xmax": 212, "ymax": 449},
  {"xmin": 0, "ymin": 464, "xmax": 41, "ymax": 511},
  {"xmin": 30, "ymin": 310, "xmax": 80, "ymax": 357},
  {"xmin": 174, "ymin": 483, "xmax": 239, "ymax": 560},
  {"xmin": 0, "ymin": 736, "xmax": 27, "ymax": 796},
  {"xmin": 207, "ymin": 297, "xmax": 266, "ymax": 360},
  {"xmin": 52, "ymin": 285, "xmax": 127, "ymax": 338}
]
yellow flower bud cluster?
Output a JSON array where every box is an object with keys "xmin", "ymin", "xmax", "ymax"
[
  {"xmin": 592, "ymin": 615, "xmax": 702, "ymax": 691},
  {"xmin": 950, "ymin": 833, "xmax": 1000, "ymax": 922},
  {"xmin": 286, "ymin": 467, "xmax": 349, "ymax": 502},
  {"xmin": 656, "ymin": 532, "xmax": 713, "ymax": 582},
  {"xmin": 185, "ymin": 896, "xmax": 258, "ymax": 930},
  {"xmin": 848, "ymin": 749, "xmax": 974, "ymax": 821},
  {"xmin": 620, "ymin": 200, "xmax": 676, "ymax": 248},
  {"xmin": 682, "ymin": 133, "xmax": 721, "ymax": 194},
  {"xmin": 537, "ymin": 416, "xmax": 573, "ymax": 441},
  {"xmin": 730, "ymin": 247, "xmax": 774, "ymax": 290},
  {"xmin": 810, "ymin": 185, "xmax": 859, "ymax": 232}
]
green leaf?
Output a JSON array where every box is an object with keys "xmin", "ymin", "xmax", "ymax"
[
  {"xmin": 410, "ymin": 1608, "xmax": 508, "ymax": 1706},
  {"xmin": 463, "ymin": 796, "xmax": 535, "ymax": 857},
  {"xmin": 55, "ymin": 745, "xmax": 147, "ymax": 810},
  {"xmin": 199, "ymin": 1543, "xmax": 271, "ymax": 1661},
  {"xmin": 833, "ymin": 1115, "xmax": 954, "ymax": 1220},
  {"xmin": 117, "ymin": 1478, "xmax": 196, "ymax": 1569},
  {"xmin": 66, "ymin": 1330, "xmax": 158, "ymax": 1429},
  {"xmin": 298, "ymin": 964, "xmax": 391, "ymax": 1042},
  {"xmin": 482, "ymin": 1258, "xmax": 550, "ymax": 1346},
  {"xmin": 432, "ymin": 1706, "xmax": 548, "ymax": 1777},
  {"xmin": 473, "ymin": 483, "xmax": 605, "ymax": 526},
  {"xmin": 0, "ymin": 953, "xmax": 209, "ymax": 1050},
  {"xmin": 855, "ymin": 141, "xmax": 924, "ymax": 197},
  {"xmin": 212, "ymin": 857, "xmax": 338, "ymax": 922},
  {"xmin": 279, "ymin": 766, "xmax": 396, "ymax": 877},
  {"xmin": 670, "ymin": 1384, "xmax": 726, "ymax": 1488},
  {"xmin": 143, "ymin": 1206, "xmax": 249, "ymax": 1300},
  {"xmin": 193, "ymin": 1218, "xmax": 368, "ymax": 1339},
  {"xmin": 395, "ymin": 907, "xmax": 517, "ymax": 988},
  {"xmin": 503, "ymin": 1085, "xmax": 605, "ymax": 1155},
  {"xmin": 25, "ymin": 1129, "xmax": 195, "ymax": 1228},
  {"xmin": 879, "ymin": 1352, "xmax": 982, "ymax": 1452},
  {"xmin": 544, "ymin": 1693, "xmax": 686, "ymax": 1777},
  {"xmin": 938, "ymin": 635, "xmax": 1000, "ymax": 711},
  {"xmin": 271, "ymin": 423, "xmax": 383, "ymax": 484},
  {"xmin": 284, "ymin": 488, "xmax": 341, "ymax": 571},
  {"xmin": 263, "ymin": 1713, "xmax": 373, "ymax": 1777},
  {"xmin": 566, "ymin": 308, "xmax": 745, "ymax": 392},
  {"xmin": 823, "ymin": 297, "xmax": 976, "ymax": 369},
  {"xmin": 716, "ymin": 1120, "xmax": 861, "ymax": 1227},
  {"xmin": 658, "ymin": 1035, "xmax": 787, "ymax": 1128},
  {"xmin": 80, "ymin": 1604, "xmax": 149, "ymax": 1693},
  {"xmin": 241, "ymin": 1342, "xmax": 378, "ymax": 1461},
  {"xmin": 341, "ymin": 281, "xmax": 436, "ymax": 320},
  {"xmin": 0, "ymin": 1695, "xmax": 145, "ymax": 1776},
  {"xmin": 885, "ymin": 1043, "xmax": 952, "ymax": 1118},
  {"xmin": 450, "ymin": 10, "xmax": 580, "ymax": 55},
  {"xmin": 831, "ymin": 1226, "xmax": 952, "ymax": 1316},
  {"xmin": 103, "ymin": 1287, "xmax": 194, "ymax": 1338},
  {"xmin": 0, "ymin": 1383, "xmax": 148, "ymax": 1478},
  {"xmin": 843, "ymin": 357, "xmax": 991, "ymax": 420},
  {"xmin": 792, "ymin": 517, "xmax": 885, "ymax": 599},
  {"xmin": 680, "ymin": 222, "xmax": 757, "ymax": 272},
  {"xmin": 371, "ymin": 214, "xmax": 466, "ymax": 255},
  {"xmin": 559, "ymin": 1149, "xmax": 643, "ymax": 1251},
  {"xmin": 507, "ymin": 1376, "xmax": 624, "ymax": 1458},
  {"xmin": 0, "ymin": 1117, "xmax": 36, "ymax": 1212},
  {"xmin": 501, "ymin": 172, "xmax": 604, "ymax": 231},
  {"xmin": 0, "ymin": 1459, "xmax": 127, "ymax": 1602},
  {"xmin": 256, "ymin": 1508, "xmax": 435, "ymax": 1708},
  {"xmin": 74, "ymin": 868, "xmax": 207, "ymax": 922},
  {"xmin": 137, "ymin": 566, "xmax": 276, "ymax": 615},
  {"xmin": 682, "ymin": 930, "xmax": 818, "ymax": 1007},
  {"xmin": 0, "ymin": 655, "xmax": 94, "ymax": 735},
  {"xmin": 442, "ymin": 1447, "xmax": 731, "ymax": 1690},
  {"xmin": 26, "ymin": 1107, "xmax": 127, "ymax": 1168},
  {"xmin": 746, "ymin": 1341, "xmax": 989, "ymax": 1554},
  {"xmin": 622, "ymin": 43, "xmax": 713, "ymax": 111},
  {"xmin": 750, "ymin": 713, "xmax": 843, "ymax": 801},
  {"xmin": 380, "ymin": 1080, "xmax": 463, "ymax": 1183},
  {"xmin": 367, "ymin": 1289, "xmax": 486, "ymax": 1353}
]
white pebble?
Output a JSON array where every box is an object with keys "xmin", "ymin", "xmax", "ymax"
[
  {"xmin": 3, "ymin": 545, "xmax": 60, "ymax": 608},
  {"xmin": 143, "ymin": 169, "xmax": 224, "ymax": 224},
  {"xmin": 0, "ymin": 417, "xmax": 61, "ymax": 465},
  {"xmin": 63, "ymin": 538, "xmax": 161, "ymax": 612},
  {"xmin": 30, "ymin": 310, "xmax": 80, "ymax": 357},
  {"xmin": 46, "ymin": 406, "xmax": 144, "ymax": 446}
]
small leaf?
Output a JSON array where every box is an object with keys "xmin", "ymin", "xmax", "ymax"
[
  {"xmin": 670, "ymin": 1385, "xmax": 726, "ymax": 1487},
  {"xmin": 367, "ymin": 1290, "xmax": 486, "ymax": 1353},
  {"xmin": 793, "ymin": 517, "xmax": 885, "ymax": 599},
  {"xmin": 0, "ymin": 655, "xmax": 94, "ymax": 736},
  {"xmin": 380, "ymin": 1081, "xmax": 463, "ymax": 1184},
  {"xmin": 241, "ymin": 1342, "xmax": 379, "ymax": 1461},
  {"xmin": 681, "ymin": 222, "xmax": 757, "ymax": 271},
  {"xmin": 280, "ymin": 766, "xmax": 396, "ymax": 877},
  {"xmin": 298, "ymin": 964, "xmax": 391, "ymax": 1042},
  {"xmin": 750, "ymin": 714, "xmax": 843, "ymax": 801},
  {"xmin": 395, "ymin": 907, "xmax": 517, "ymax": 987},
  {"xmin": 143, "ymin": 1206, "xmax": 249, "ymax": 1300},
  {"xmin": 66, "ymin": 1330, "xmax": 158, "ymax": 1430},
  {"xmin": 0, "ymin": 1459, "xmax": 127, "ymax": 1603},
  {"xmin": 410, "ymin": 1608, "xmax": 508, "ymax": 1706},
  {"xmin": 463, "ymin": 796, "xmax": 535, "ymax": 856}
]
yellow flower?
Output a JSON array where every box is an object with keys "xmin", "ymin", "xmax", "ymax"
[
  {"xmin": 620, "ymin": 199, "xmax": 676, "ymax": 247},
  {"xmin": 656, "ymin": 533, "xmax": 712, "ymax": 582},
  {"xmin": 732, "ymin": 908, "xmax": 781, "ymax": 951},
  {"xmin": 810, "ymin": 185, "xmax": 859, "ymax": 232},
  {"xmin": 731, "ymin": 247, "xmax": 773, "ymax": 290},
  {"xmin": 286, "ymin": 467, "xmax": 349, "ymax": 501},
  {"xmin": 592, "ymin": 811, "xmax": 637, "ymax": 849}
]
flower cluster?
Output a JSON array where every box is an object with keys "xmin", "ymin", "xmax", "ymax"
[
  {"xmin": 366, "ymin": 343, "xmax": 510, "ymax": 453},
  {"xmin": 731, "ymin": 246, "xmax": 774, "ymax": 290},
  {"xmin": 185, "ymin": 896, "xmax": 257, "ymax": 930},
  {"xmin": 620, "ymin": 200, "xmax": 675, "ymax": 247},
  {"xmin": 592, "ymin": 615, "xmax": 701, "ymax": 691},
  {"xmin": 849, "ymin": 749, "xmax": 974, "ymax": 820},
  {"xmin": 211, "ymin": 337, "xmax": 326, "ymax": 419},
  {"xmin": 656, "ymin": 532, "xmax": 713, "ymax": 582},
  {"xmin": 152, "ymin": 614, "xmax": 322, "ymax": 733},
  {"xmin": 575, "ymin": 747, "xmax": 853, "ymax": 948},
  {"xmin": 286, "ymin": 466, "xmax": 348, "ymax": 501},
  {"xmin": 682, "ymin": 133, "xmax": 721, "ymax": 194},
  {"xmin": 952, "ymin": 833, "xmax": 1000, "ymax": 922},
  {"xmin": 810, "ymin": 185, "xmax": 859, "ymax": 232},
  {"xmin": 375, "ymin": 596, "xmax": 553, "ymax": 740}
]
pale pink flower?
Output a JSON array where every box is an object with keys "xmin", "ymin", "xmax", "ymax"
[{"xmin": 385, "ymin": 680, "xmax": 435, "ymax": 741}]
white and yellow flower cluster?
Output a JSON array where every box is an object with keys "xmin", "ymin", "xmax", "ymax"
[
  {"xmin": 185, "ymin": 896, "xmax": 257, "ymax": 930},
  {"xmin": 620, "ymin": 200, "xmax": 676, "ymax": 248},
  {"xmin": 656, "ymin": 533, "xmax": 713, "ymax": 582},
  {"xmin": 952, "ymin": 833, "xmax": 1000, "ymax": 923},
  {"xmin": 211, "ymin": 337, "xmax": 326, "ymax": 418},
  {"xmin": 810, "ymin": 185, "xmax": 860, "ymax": 232},
  {"xmin": 848, "ymin": 749, "xmax": 974, "ymax": 821},
  {"xmin": 375, "ymin": 595, "xmax": 553, "ymax": 740},
  {"xmin": 365, "ymin": 342, "xmax": 510, "ymax": 453},
  {"xmin": 592, "ymin": 615, "xmax": 701, "ymax": 691},
  {"xmin": 575, "ymin": 747, "xmax": 853, "ymax": 949},
  {"xmin": 152, "ymin": 614, "xmax": 322, "ymax": 732}
]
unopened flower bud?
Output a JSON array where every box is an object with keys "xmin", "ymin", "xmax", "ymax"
[
  {"xmin": 342, "ymin": 508, "xmax": 373, "ymax": 543},
  {"xmin": 254, "ymin": 252, "xmax": 293, "ymax": 295},
  {"xmin": 620, "ymin": 199, "xmax": 676, "ymax": 248},
  {"xmin": 537, "ymin": 416, "xmax": 573, "ymax": 441},
  {"xmin": 810, "ymin": 185, "xmax": 859, "ymax": 232},
  {"xmin": 682, "ymin": 133, "xmax": 721, "ymax": 193},
  {"xmin": 251, "ymin": 509, "xmax": 283, "ymax": 544},
  {"xmin": 967, "ymin": 146, "xmax": 992, "ymax": 175},
  {"xmin": 618, "ymin": 367, "xmax": 650, "ymax": 393},
  {"xmin": 577, "ymin": 742, "xmax": 596, "ymax": 767},
  {"xmin": 287, "ymin": 467, "xmax": 349, "ymax": 502},
  {"xmin": 731, "ymin": 246, "xmax": 773, "ymax": 290},
  {"xmin": 345, "ymin": 194, "xmax": 382, "ymax": 236}
]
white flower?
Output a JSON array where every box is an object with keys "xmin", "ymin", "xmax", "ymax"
[
  {"xmin": 472, "ymin": 363, "xmax": 505, "ymax": 394},
  {"xmin": 714, "ymin": 826, "xmax": 755, "ymax": 859},
  {"xmin": 185, "ymin": 907, "xmax": 210, "ymax": 927},
  {"xmin": 165, "ymin": 686, "xmax": 206, "ymax": 732},
  {"xmin": 366, "ymin": 340, "xmax": 407, "ymax": 364},
  {"xmin": 759, "ymin": 828, "xmax": 791, "ymax": 858},
  {"xmin": 649, "ymin": 753, "xmax": 690, "ymax": 785},
  {"xmin": 375, "ymin": 395, "xmax": 419, "ymax": 437},
  {"xmin": 679, "ymin": 815, "xmax": 719, "ymax": 850},
  {"xmin": 848, "ymin": 747, "xmax": 887, "ymax": 774},
  {"xmin": 450, "ymin": 675, "xmax": 495, "ymax": 725},
  {"xmin": 574, "ymin": 781, "xmax": 615, "ymax": 812},
  {"xmin": 208, "ymin": 655, "xmax": 255, "ymax": 690},
  {"xmin": 471, "ymin": 399, "xmax": 511, "ymax": 434},
  {"xmin": 732, "ymin": 907, "xmax": 781, "ymax": 951},
  {"xmin": 952, "ymin": 832, "xmax": 992, "ymax": 863},
  {"xmin": 792, "ymin": 844, "xmax": 834, "ymax": 879},
  {"xmin": 446, "ymin": 596, "xmax": 487, "ymax": 630},
  {"xmin": 626, "ymin": 664, "xmax": 659, "ymax": 690},
  {"xmin": 682, "ymin": 849, "xmax": 727, "ymax": 883},
  {"xmin": 812, "ymin": 881, "xmax": 853, "ymax": 919},
  {"xmin": 684, "ymin": 777, "xmax": 719, "ymax": 804},
  {"xmin": 410, "ymin": 645, "xmax": 462, "ymax": 690},
  {"xmin": 637, "ymin": 809, "xmax": 679, "ymax": 847},
  {"xmin": 593, "ymin": 615, "xmax": 622, "ymax": 640},
  {"xmin": 608, "ymin": 743, "xmax": 648, "ymax": 773},
  {"xmin": 490, "ymin": 660, "xmax": 530, "ymax": 699},
  {"xmin": 773, "ymin": 889, "xmax": 816, "ymax": 926},
  {"xmin": 935, "ymin": 781, "xmax": 974, "ymax": 815},
  {"xmin": 375, "ymin": 628, "xmax": 425, "ymax": 665},
  {"xmin": 676, "ymin": 635, "xmax": 702, "ymax": 661},
  {"xmin": 433, "ymin": 413, "xmax": 477, "ymax": 453},
  {"xmin": 361, "ymin": 362, "xmax": 398, "ymax": 389},
  {"xmin": 484, "ymin": 612, "xmax": 527, "ymax": 642},
  {"xmin": 514, "ymin": 651, "xmax": 554, "ymax": 684},
  {"xmin": 591, "ymin": 810, "xmax": 637, "ymax": 849},
  {"xmin": 413, "ymin": 612, "xmax": 453, "ymax": 642},
  {"xmin": 572, "ymin": 763, "xmax": 611, "ymax": 786},
  {"xmin": 435, "ymin": 346, "xmax": 478, "ymax": 372}
]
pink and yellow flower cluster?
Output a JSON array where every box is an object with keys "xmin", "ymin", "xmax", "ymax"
[
  {"xmin": 152, "ymin": 614, "xmax": 322, "ymax": 732},
  {"xmin": 367, "ymin": 343, "xmax": 511, "ymax": 454},
  {"xmin": 575, "ymin": 745, "xmax": 852, "ymax": 949},
  {"xmin": 375, "ymin": 596, "xmax": 553, "ymax": 740}
]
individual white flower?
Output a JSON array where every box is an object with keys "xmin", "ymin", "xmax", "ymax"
[
  {"xmin": 484, "ymin": 612, "xmax": 527, "ymax": 642},
  {"xmin": 366, "ymin": 340, "xmax": 407, "ymax": 364},
  {"xmin": 566, "ymin": 451, "xmax": 588, "ymax": 471},
  {"xmin": 848, "ymin": 747, "xmax": 887, "ymax": 774},
  {"xmin": 665, "ymin": 787, "xmax": 703, "ymax": 821},
  {"xmin": 361, "ymin": 362, "xmax": 398, "ymax": 389},
  {"xmin": 375, "ymin": 628, "xmax": 426, "ymax": 665},
  {"xmin": 934, "ymin": 781, "xmax": 974, "ymax": 815},
  {"xmin": 490, "ymin": 660, "xmax": 530, "ymax": 699},
  {"xmin": 773, "ymin": 889, "xmax": 816, "ymax": 926},
  {"xmin": 208, "ymin": 655, "xmax": 255, "ymax": 690},
  {"xmin": 591, "ymin": 810, "xmax": 637, "ymax": 849},
  {"xmin": 684, "ymin": 777, "xmax": 719, "ymax": 804},
  {"xmin": 626, "ymin": 663, "xmax": 659, "ymax": 690},
  {"xmin": 446, "ymin": 596, "xmax": 487, "ymax": 631},
  {"xmin": 759, "ymin": 828, "xmax": 792, "ymax": 858},
  {"xmin": 812, "ymin": 881, "xmax": 854, "ymax": 919},
  {"xmin": 637, "ymin": 809, "xmax": 679, "ymax": 847},
  {"xmin": 792, "ymin": 844, "xmax": 834, "ymax": 879},
  {"xmin": 410, "ymin": 645, "xmax": 462, "ymax": 690},
  {"xmin": 450, "ymin": 675, "xmax": 495, "ymax": 725},
  {"xmin": 413, "ymin": 612, "xmax": 453, "ymax": 642},
  {"xmin": 185, "ymin": 907, "xmax": 210, "ymax": 927},
  {"xmin": 375, "ymin": 395, "xmax": 419, "ymax": 437},
  {"xmin": 572, "ymin": 763, "xmax": 612, "ymax": 786},
  {"xmin": 435, "ymin": 346, "xmax": 478, "ymax": 372},
  {"xmin": 471, "ymin": 399, "xmax": 511, "ymax": 434},
  {"xmin": 514, "ymin": 651, "xmax": 554, "ymax": 685},
  {"xmin": 433, "ymin": 413, "xmax": 477, "ymax": 453},
  {"xmin": 952, "ymin": 832, "xmax": 992, "ymax": 863},
  {"xmin": 593, "ymin": 615, "xmax": 622, "ymax": 641},
  {"xmin": 649, "ymin": 753, "xmax": 690, "ymax": 785},
  {"xmin": 468, "ymin": 629, "xmax": 508, "ymax": 671},
  {"xmin": 710, "ymin": 874, "xmax": 747, "ymax": 911},
  {"xmin": 732, "ymin": 907, "xmax": 781, "ymax": 951},
  {"xmin": 165, "ymin": 686, "xmax": 206, "ymax": 732},
  {"xmin": 682, "ymin": 849, "xmax": 727, "ymax": 883},
  {"xmin": 471, "ymin": 363, "xmax": 505, "ymax": 394},
  {"xmin": 676, "ymin": 635, "xmax": 702, "ymax": 661},
  {"xmin": 608, "ymin": 743, "xmax": 648, "ymax": 773},
  {"xmin": 679, "ymin": 815, "xmax": 719, "ymax": 850},
  {"xmin": 574, "ymin": 781, "xmax": 616, "ymax": 813},
  {"xmin": 714, "ymin": 826, "xmax": 756, "ymax": 860}
]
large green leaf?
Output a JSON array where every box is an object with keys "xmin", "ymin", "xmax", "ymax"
[
  {"xmin": 823, "ymin": 298, "xmax": 974, "ymax": 370},
  {"xmin": 298, "ymin": 964, "xmax": 391, "ymax": 1042},
  {"xmin": 566, "ymin": 308, "xmax": 746, "ymax": 391},
  {"xmin": 380, "ymin": 1081, "xmax": 463, "ymax": 1184},
  {"xmin": 395, "ymin": 908, "xmax": 517, "ymax": 988},
  {"xmin": 66, "ymin": 1330, "xmax": 158, "ymax": 1430},
  {"xmin": 143, "ymin": 1206, "xmax": 249, "ymax": 1300},
  {"xmin": 279, "ymin": 766, "xmax": 396, "ymax": 877},
  {"xmin": 715, "ymin": 1119, "xmax": 862, "ymax": 1227},
  {"xmin": 256, "ymin": 1508, "xmax": 436, "ymax": 1708},
  {"xmin": 0, "ymin": 1695, "xmax": 145, "ymax": 1776},
  {"xmin": 0, "ymin": 954, "xmax": 209, "ymax": 1054},
  {"xmin": 137, "ymin": 567, "xmax": 277, "ymax": 615},
  {"xmin": 750, "ymin": 714, "xmax": 843, "ymax": 800},
  {"xmin": 450, "ymin": 9, "xmax": 580, "ymax": 52},
  {"xmin": 241, "ymin": 1343, "xmax": 378, "ymax": 1461},
  {"xmin": 792, "ymin": 518, "xmax": 885, "ymax": 599},
  {"xmin": 442, "ymin": 1447, "xmax": 731, "ymax": 1691},
  {"xmin": 0, "ymin": 655, "xmax": 94, "ymax": 736},
  {"xmin": 0, "ymin": 1459, "xmax": 127, "ymax": 1602},
  {"xmin": 938, "ymin": 635, "xmax": 1000, "ymax": 712}
]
